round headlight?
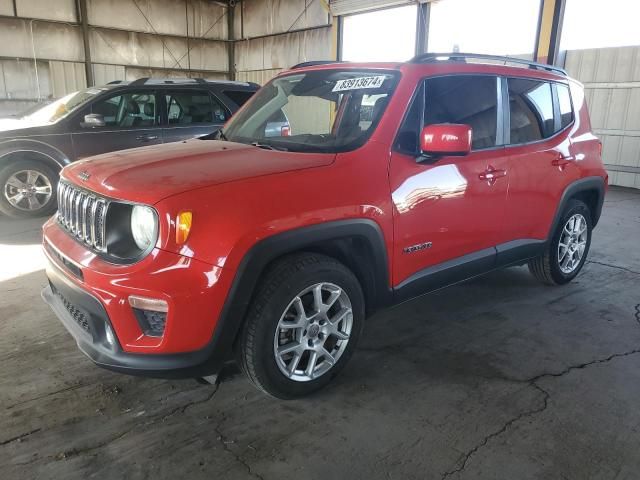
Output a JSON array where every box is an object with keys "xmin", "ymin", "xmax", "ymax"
[{"xmin": 130, "ymin": 205, "xmax": 157, "ymax": 251}]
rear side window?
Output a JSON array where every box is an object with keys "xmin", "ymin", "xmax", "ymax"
[
  {"xmin": 424, "ymin": 76, "xmax": 498, "ymax": 150},
  {"xmin": 508, "ymin": 78, "xmax": 554, "ymax": 143},
  {"xmin": 223, "ymin": 90, "xmax": 255, "ymax": 107},
  {"xmin": 90, "ymin": 92, "xmax": 157, "ymax": 128},
  {"xmin": 557, "ymin": 84, "xmax": 573, "ymax": 130},
  {"xmin": 165, "ymin": 91, "xmax": 228, "ymax": 125}
]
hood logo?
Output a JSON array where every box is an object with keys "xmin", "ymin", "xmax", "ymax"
[{"xmin": 78, "ymin": 171, "xmax": 91, "ymax": 181}]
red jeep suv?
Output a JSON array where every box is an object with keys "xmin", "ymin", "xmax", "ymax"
[{"xmin": 42, "ymin": 54, "xmax": 607, "ymax": 398}]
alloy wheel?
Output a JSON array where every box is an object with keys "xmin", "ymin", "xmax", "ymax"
[
  {"xmin": 273, "ymin": 282, "xmax": 353, "ymax": 382},
  {"xmin": 557, "ymin": 213, "xmax": 588, "ymax": 274},
  {"xmin": 4, "ymin": 169, "xmax": 53, "ymax": 212}
]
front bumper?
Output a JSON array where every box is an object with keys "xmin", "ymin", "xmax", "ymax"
[
  {"xmin": 41, "ymin": 218, "xmax": 236, "ymax": 378},
  {"xmin": 42, "ymin": 262, "xmax": 227, "ymax": 378}
]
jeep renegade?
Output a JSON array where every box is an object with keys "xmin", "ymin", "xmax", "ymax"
[{"xmin": 42, "ymin": 54, "xmax": 607, "ymax": 398}]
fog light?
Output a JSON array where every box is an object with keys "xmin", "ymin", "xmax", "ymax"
[{"xmin": 105, "ymin": 323, "xmax": 116, "ymax": 347}]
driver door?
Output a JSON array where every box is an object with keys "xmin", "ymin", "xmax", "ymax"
[
  {"xmin": 390, "ymin": 75, "xmax": 510, "ymax": 296},
  {"xmin": 71, "ymin": 90, "xmax": 162, "ymax": 159}
]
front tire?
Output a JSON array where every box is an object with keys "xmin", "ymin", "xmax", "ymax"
[
  {"xmin": 0, "ymin": 160, "xmax": 58, "ymax": 218},
  {"xmin": 528, "ymin": 199, "xmax": 592, "ymax": 285},
  {"xmin": 239, "ymin": 253, "xmax": 365, "ymax": 399}
]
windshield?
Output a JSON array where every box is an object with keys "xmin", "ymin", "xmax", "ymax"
[
  {"xmin": 221, "ymin": 69, "xmax": 399, "ymax": 153},
  {"xmin": 22, "ymin": 87, "xmax": 109, "ymax": 125}
]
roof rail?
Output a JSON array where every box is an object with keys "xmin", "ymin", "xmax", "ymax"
[
  {"xmin": 113, "ymin": 77, "xmax": 257, "ymax": 87},
  {"xmin": 129, "ymin": 77, "xmax": 149, "ymax": 86},
  {"xmin": 409, "ymin": 52, "xmax": 567, "ymax": 76},
  {"xmin": 290, "ymin": 60, "xmax": 345, "ymax": 69}
]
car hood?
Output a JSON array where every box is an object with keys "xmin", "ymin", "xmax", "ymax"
[
  {"xmin": 0, "ymin": 119, "xmax": 51, "ymax": 137},
  {"xmin": 62, "ymin": 139, "xmax": 335, "ymax": 204},
  {"xmin": 0, "ymin": 118, "xmax": 25, "ymax": 132}
]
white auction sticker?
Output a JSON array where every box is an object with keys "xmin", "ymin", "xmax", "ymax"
[{"xmin": 332, "ymin": 75, "xmax": 386, "ymax": 92}]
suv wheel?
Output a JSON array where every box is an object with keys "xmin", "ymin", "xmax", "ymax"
[
  {"xmin": 239, "ymin": 253, "xmax": 364, "ymax": 399},
  {"xmin": 0, "ymin": 160, "xmax": 58, "ymax": 218},
  {"xmin": 528, "ymin": 199, "xmax": 592, "ymax": 285}
]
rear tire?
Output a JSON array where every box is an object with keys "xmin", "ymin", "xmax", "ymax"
[
  {"xmin": 239, "ymin": 253, "xmax": 365, "ymax": 399},
  {"xmin": 0, "ymin": 160, "xmax": 58, "ymax": 218},
  {"xmin": 528, "ymin": 199, "xmax": 592, "ymax": 285}
]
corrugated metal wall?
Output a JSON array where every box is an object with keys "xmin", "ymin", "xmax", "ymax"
[
  {"xmin": 0, "ymin": 0, "xmax": 229, "ymax": 115},
  {"xmin": 565, "ymin": 46, "xmax": 640, "ymax": 188},
  {"xmin": 234, "ymin": 0, "xmax": 332, "ymax": 85}
]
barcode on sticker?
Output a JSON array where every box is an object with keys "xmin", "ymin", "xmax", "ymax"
[{"xmin": 332, "ymin": 76, "xmax": 386, "ymax": 92}]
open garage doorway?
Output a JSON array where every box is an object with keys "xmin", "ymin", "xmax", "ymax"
[{"xmin": 341, "ymin": 5, "xmax": 418, "ymax": 62}]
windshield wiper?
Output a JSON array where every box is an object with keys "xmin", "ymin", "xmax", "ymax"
[
  {"xmin": 250, "ymin": 142, "xmax": 288, "ymax": 152},
  {"xmin": 200, "ymin": 128, "xmax": 228, "ymax": 141},
  {"xmin": 216, "ymin": 129, "xmax": 228, "ymax": 141}
]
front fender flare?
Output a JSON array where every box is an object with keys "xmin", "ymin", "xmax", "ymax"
[{"xmin": 208, "ymin": 219, "xmax": 392, "ymax": 365}]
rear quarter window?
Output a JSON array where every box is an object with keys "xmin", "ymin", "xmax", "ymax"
[
  {"xmin": 557, "ymin": 84, "xmax": 574, "ymax": 130},
  {"xmin": 508, "ymin": 78, "xmax": 555, "ymax": 144}
]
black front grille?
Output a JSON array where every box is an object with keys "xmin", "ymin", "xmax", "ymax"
[
  {"xmin": 57, "ymin": 181, "xmax": 108, "ymax": 251},
  {"xmin": 51, "ymin": 284, "xmax": 91, "ymax": 333}
]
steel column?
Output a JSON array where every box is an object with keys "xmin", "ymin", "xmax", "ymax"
[
  {"xmin": 415, "ymin": 2, "xmax": 430, "ymax": 56},
  {"xmin": 77, "ymin": 0, "xmax": 94, "ymax": 86},
  {"xmin": 534, "ymin": 0, "xmax": 566, "ymax": 65},
  {"xmin": 227, "ymin": 2, "xmax": 235, "ymax": 80}
]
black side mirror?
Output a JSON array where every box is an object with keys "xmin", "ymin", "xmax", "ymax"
[{"xmin": 80, "ymin": 113, "xmax": 105, "ymax": 128}]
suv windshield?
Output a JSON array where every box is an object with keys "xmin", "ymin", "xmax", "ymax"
[
  {"xmin": 221, "ymin": 69, "xmax": 399, "ymax": 153},
  {"xmin": 22, "ymin": 87, "xmax": 110, "ymax": 125}
]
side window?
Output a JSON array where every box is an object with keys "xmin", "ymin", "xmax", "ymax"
[
  {"xmin": 424, "ymin": 75, "xmax": 498, "ymax": 150},
  {"xmin": 557, "ymin": 84, "xmax": 574, "ymax": 130},
  {"xmin": 223, "ymin": 90, "xmax": 255, "ymax": 107},
  {"xmin": 90, "ymin": 92, "xmax": 157, "ymax": 128},
  {"xmin": 394, "ymin": 83, "xmax": 424, "ymax": 154},
  {"xmin": 508, "ymin": 78, "xmax": 554, "ymax": 144},
  {"xmin": 165, "ymin": 91, "xmax": 228, "ymax": 125}
]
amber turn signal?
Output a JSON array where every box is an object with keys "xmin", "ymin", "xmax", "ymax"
[{"xmin": 176, "ymin": 211, "xmax": 192, "ymax": 244}]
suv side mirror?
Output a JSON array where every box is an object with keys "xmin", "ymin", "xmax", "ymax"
[
  {"xmin": 80, "ymin": 113, "xmax": 105, "ymax": 128},
  {"xmin": 419, "ymin": 124, "xmax": 472, "ymax": 161}
]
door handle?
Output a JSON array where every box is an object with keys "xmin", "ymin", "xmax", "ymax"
[
  {"xmin": 551, "ymin": 155, "xmax": 575, "ymax": 167},
  {"xmin": 478, "ymin": 166, "xmax": 507, "ymax": 185},
  {"xmin": 136, "ymin": 134, "xmax": 159, "ymax": 142}
]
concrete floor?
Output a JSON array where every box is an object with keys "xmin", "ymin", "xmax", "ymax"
[{"xmin": 1, "ymin": 186, "xmax": 639, "ymax": 480}]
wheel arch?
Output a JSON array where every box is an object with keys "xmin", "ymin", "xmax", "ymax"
[
  {"xmin": 548, "ymin": 176, "xmax": 605, "ymax": 239},
  {"xmin": 0, "ymin": 139, "xmax": 70, "ymax": 173},
  {"xmin": 213, "ymin": 219, "xmax": 393, "ymax": 361}
]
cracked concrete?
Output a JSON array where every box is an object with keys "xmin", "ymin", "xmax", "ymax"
[{"xmin": 1, "ymin": 186, "xmax": 640, "ymax": 480}]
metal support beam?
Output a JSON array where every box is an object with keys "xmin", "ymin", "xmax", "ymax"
[
  {"xmin": 227, "ymin": 2, "xmax": 235, "ymax": 80},
  {"xmin": 534, "ymin": 0, "xmax": 566, "ymax": 65},
  {"xmin": 185, "ymin": 0, "xmax": 191, "ymax": 74},
  {"xmin": 415, "ymin": 2, "xmax": 430, "ymax": 56},
  {"xmin": 331, "ymin": 16, "xmax": 342, "ymax": 61},
  {"xmin": 77, "ymin": 0, "xmax": 94, "ymax": 86}
]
